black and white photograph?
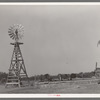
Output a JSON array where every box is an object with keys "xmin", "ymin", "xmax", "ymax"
[{"xmin": 1, "ymin": 3, "xmax": 100, "ymax": 95}]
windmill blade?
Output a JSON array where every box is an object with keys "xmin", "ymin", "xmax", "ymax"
[
  {"xmin": 9, "ymin": 33, "xmax": 13, "ymax": 36},
  {"xmin": 8, "ymin": 29, "xmax": 12, "ymax": 33},
  {"xmin": 19, "ymin": 27, "xmax": 24, "ymax": 32},
  {"xmin": 13, "ymin": 24, "xmax": 16, "ymax": 27},
  {"xmin": 12, "ymin": 36, "xmax": 15, "ymax": 40},
  {"xmin": 10, "ymin": 35, "xmax": 14, "ymax": 39},
  {"xmin": 19, "ymin": 25, "xmax": 23, "ymax": 29},
  {"xmin": 8, "ymin": 29, "xmax": 12, "ymax": 32},
  {"xmin": 8, "ymin": 31, "xmax": 11, "ymax": 33},
  {"xmin": 12, "ymin": 34, "xmax": 15, "ymax": 40},
  {"xmin": 9, "ymin": 34, "xmax": 14, "ymax": 38},
  {"xmin": 9, "ymin": 35, "xmax": 13, "ymax": 39},
  {"xmin": 8, "ymin": 29, "xmax": 14, "ymax": 34},
  {"xmin": 9, "ymin": 27, "xmax": 13, "ymax": 30},
  {"xmin": 9, "ymin": 26, "xmax": 13, "ymax": 29},
  {"xmin": 19, "ymin": 24, "xmax": 22, "ymax": 28}
]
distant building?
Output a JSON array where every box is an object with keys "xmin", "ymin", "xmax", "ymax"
[
  {"xmin": 95, "ymin": 68, "xmax": 100, "ymax": 78},
  {"xmin": 94, "ymin": 62, "xmax": 100, "ymax": 78}
]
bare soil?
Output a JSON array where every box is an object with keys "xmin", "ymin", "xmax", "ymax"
[{"xmin": 0, "ymin": 79, "xmax": 100, "ymax": 93}]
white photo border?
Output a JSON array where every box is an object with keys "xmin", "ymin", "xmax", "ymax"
[{"xmin": 0, "ymin": 2, "xmax": 100, "ymax": 98}]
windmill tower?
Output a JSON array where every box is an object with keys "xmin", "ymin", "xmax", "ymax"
[{"xmin": 5, "ymin": 24, "xmax": 29, "ymax": 88}]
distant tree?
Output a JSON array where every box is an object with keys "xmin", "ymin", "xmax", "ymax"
[
  {"xmin": 40, "ymin": 74, "xmax": 45, "ymax": 82},
  {"xmin": 29, "ymin": 76, "xmax": 35, "ymax": 81},
  {"xmin": 70, "ymin": 73, "xmax": 76, "ymax": 79},
  {"xmin": 61, "ymin": 74, "xmax": 67, "ymax": 80},
  {"xmin": 83, "ymin": 71, "xmax": 95, "ymax": 78},
  {"xmin": 66, "ymin": 74, "xmax": 71, "ymax": 80},
  {"xmin": 90, "ymin": 71, "xmax": 95, "ymax": 77},
  {"xmin": 28, "ymin": 71, "xmax": 95, "ymax": 82},
  {"xmin": 36, "ymin": 75, "xmax": 40, "ymax": 81},
  {"xmin": 1, "ymin": 78, "xmax": 6, "ymax": 84},
  {"xmin": 77, "ymin": 72, "xmax": 84, "ymax": 78},
  {"xmin": 64, "ymin": 74, "xmax": 70, "ymax": 80},
  {"xmin": 44, "ymin": 74, "xmax": 51, "ymax": 81},
  {"xmin": 0, "ymin": 72, "xmax": 7, "ymax": 84}
]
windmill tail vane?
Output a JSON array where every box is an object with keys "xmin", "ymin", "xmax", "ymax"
[{"xmin": 97, "ymin": 40, "xmax": 100, "ymax": 47}]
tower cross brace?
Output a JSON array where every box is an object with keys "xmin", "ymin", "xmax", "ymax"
[{"xmin": 5, "ymin": 42, "xmax": 29, "ymax": 88}]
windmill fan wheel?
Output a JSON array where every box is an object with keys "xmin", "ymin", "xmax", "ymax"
[{"xmin": 8, "ymin": 24, "xmax": 24, "ymax": 41}]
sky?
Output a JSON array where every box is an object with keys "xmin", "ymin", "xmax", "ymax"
[{"xmin": 0, "ymin": 4, "xmax": 100, "ymax": 76}]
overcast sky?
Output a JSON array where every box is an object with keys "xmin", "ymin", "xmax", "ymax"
[{"xmin": 0, "ymin": 4, "xmax": 100, "ymax": 76}]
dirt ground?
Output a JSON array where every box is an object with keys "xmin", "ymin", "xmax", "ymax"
[{"xmin": 1, "ymin": 79, "xmax": 100, "ymax": 93}]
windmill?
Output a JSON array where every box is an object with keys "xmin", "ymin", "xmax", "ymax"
[{"xmin": 5, "ymin": 24, "xmax": 29, "ymax": 88}]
